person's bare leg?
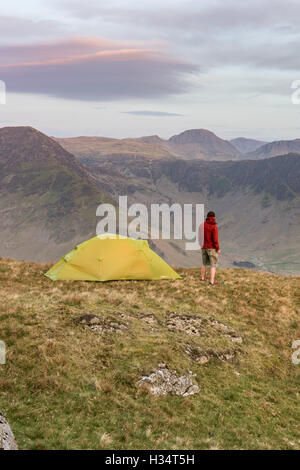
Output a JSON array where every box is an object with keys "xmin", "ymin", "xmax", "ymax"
[
  {"xmin": 210, "ymin": 267, "xmax": 216, "ymax": 284},
  {"xmin": 201, "ymin": 266, "xmax": 206, "ymax": 281}
]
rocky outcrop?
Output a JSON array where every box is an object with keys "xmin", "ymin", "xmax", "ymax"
[
  {"xmin": 0, "ymin": 414, "xmax": 18, "ymax": 450},
  {"xmin": 166, "ymin": 311, "xmax": 243, "ymax": 343},
  {"xmin": 76, "ymin": 313, "xmax": 128, "ymax": 334},
  {"xmin": 137, "ymin": 364, "xmax": 199, "ymax": 396},
  {"xmin": 185, "ymin": 344, "xmax": 237, "ymax": 364}
]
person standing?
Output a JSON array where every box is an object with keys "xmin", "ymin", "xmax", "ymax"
[{"xmin": 199, "ymin": 211, "xmax": 221, "ymax": 286}]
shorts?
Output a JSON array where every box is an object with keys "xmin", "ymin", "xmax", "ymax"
[{"xmin": 202, "ymin": 248, "xmax": 219, "ymax": 267}]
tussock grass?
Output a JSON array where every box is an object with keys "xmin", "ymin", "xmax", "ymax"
[{"xmin": 0, "ymin": 258, "xmax": 299, "ymax": 449}]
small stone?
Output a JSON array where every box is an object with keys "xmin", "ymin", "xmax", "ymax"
[
  {"xmin": 183, "ymin": 385, "xmax": 200, "ymax": 396},
  {"xmin": 198, "ymin": 356, "xmax": 210, "ymax": 364},
  {"xmin": 230, "ymin": 336, "xmax": 243, "ymax": 343},
  {"xmin": 220, "ymin": 352, "xmax": 235, "ymax": 361}
]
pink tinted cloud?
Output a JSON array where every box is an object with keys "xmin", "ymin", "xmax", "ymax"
[
  {"xmin": 0, "ymin": 37, "xmax": 167, "ymax": 65},
  {"xmin": 0, "ymin": 37, "xmax": 197, "ymax": 101}
]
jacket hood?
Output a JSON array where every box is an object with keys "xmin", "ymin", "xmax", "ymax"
[{"xmin": 206, "ymin": 216, "xmax": 216, "ymax": 225}]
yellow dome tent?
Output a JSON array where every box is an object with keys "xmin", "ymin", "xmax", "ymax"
[{"xmin": 45, "ymin": 234, "xmax": 181, "ymax": 281}]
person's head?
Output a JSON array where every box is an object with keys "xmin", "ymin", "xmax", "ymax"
[{"xmin": 207, "ymin": 211, "xmax": 215, "ymax": 218}]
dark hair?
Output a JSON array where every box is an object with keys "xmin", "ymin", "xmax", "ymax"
[{"xmin": 207, "ymin": 211, "xmax": 215, "ymax": 217}]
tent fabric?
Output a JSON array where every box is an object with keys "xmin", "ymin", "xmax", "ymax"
[{"xmin": 45, "ymin": 234, "xmax": 181, "ymax": 281}]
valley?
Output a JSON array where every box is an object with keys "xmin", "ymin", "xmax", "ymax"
[{"xmin": 1, "ymin": 126, "xmax": 300, "ymax": 275}]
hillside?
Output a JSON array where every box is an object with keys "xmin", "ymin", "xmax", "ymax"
[
  {"xmin": 0, "ymin": 126, "xmax": 113, "ymax": 262},
  {"xmin": 0, "ymin": 258, "xmax": 299, "ymax": 450},
  {"xmin": 55, "ymin": 136, "xmax": 175, "ymax": 161},
  {"xmin": 247, "ymin": 139, "xmax": 300, "ymax": 159},
  {"xmin": 230, "ymin": 137, "xmax": 267, "ymax": 154},
  {"xmin": 81, "ymin": 153, "xmax": 300, "ymax": 275}
]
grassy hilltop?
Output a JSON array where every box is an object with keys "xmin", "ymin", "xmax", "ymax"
[{"xmin": 0, "ymin": 258, "xmax": 299, "ymax": 450}]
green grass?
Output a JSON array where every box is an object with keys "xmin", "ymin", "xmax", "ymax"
[{"xmin": 0, "ymin": 259, "xmax": 299, "ymax": 449}]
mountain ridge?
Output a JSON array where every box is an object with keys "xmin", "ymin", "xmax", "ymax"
[
  {"xmin": 56, "ymin": 128, "xmax": 242, "ymax": 162},
  {"xmin": 0, "ymin": 126, "xmax": 114, "ymax": 262},
  {"xmin": 56, "ymin": 129, "xmax": 300, "ymax": 162}
]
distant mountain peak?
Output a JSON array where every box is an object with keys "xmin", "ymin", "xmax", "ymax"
[
  {"xmin": 168, "ymin": 128, "xmax": 219, "ymax": 144},
  {"xmin": 230, "ymin": 137, "xmax": 268, "ymax": 154},
  {"xmin": 167, "ymin": 128, "xmax": 241, "ymax": 160}
]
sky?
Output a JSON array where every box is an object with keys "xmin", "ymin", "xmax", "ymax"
[{"xmin": 1, "ymin": 0, "xmax": 300, "ymax": 140}]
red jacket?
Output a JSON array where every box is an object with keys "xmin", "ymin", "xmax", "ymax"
[{"xmin": 199, "ymin": 216, "xmax": 220, "ymax": 251}]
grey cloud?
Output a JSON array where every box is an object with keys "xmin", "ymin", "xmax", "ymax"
[
  {"xmin": 122, "ymin": 110, "xmax": 184, "ymax": 116},
  {"xmin": 55, "ymin": 0, "xmax": 300, "ymax": 33}
]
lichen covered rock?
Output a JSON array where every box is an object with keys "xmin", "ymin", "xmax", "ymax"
[{"xmin": 137, "ymin": 365, "xmax": 199, "ymax": 396}]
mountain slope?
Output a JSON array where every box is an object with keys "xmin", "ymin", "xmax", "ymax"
[
  {"xmin": 0, "ymin": 126, "xmax": 86, "ymax": 172},
  {"xmin": 230, "ymin": 137, "xmax": 267, "ymax": 154},
  {"xmin": 0, "ymin": 126, "xmax": 113, "ymax": 262},
  {"xmin": 135, "ymin": 134, "xmax": 170, "ymax": 147},
  {"xmin": 1, "ymin": 258, "xmax": 299, "ymax": 449},
  {"xmin": 247, "ymin": 139, "xmax": 300, "ymax": 159}
]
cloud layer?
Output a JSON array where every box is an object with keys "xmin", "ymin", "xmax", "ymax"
[{"xmin": 0, "ymin": 37, "xmax": 197, "ymax": 101}]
